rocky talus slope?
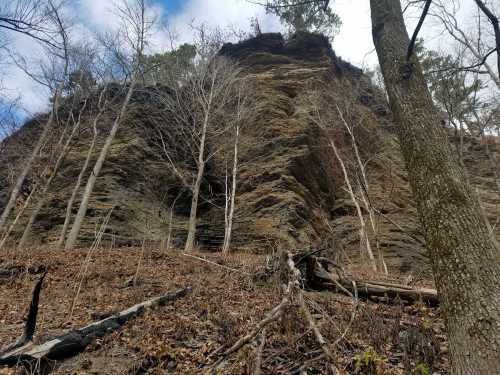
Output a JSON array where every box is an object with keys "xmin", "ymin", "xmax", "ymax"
[{"xmin": 1, "ymin": 32, "xmax": 499, "ymax": 275}]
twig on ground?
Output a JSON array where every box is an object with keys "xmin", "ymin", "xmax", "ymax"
[{"xmin": 182, "ymin": 253, "xmax": 250, "ymax": 275}]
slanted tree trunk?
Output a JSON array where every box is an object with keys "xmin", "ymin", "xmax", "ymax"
[
  {"xmin": 370, "ymin": 1, "xmax": 500, "ymax": 374},
  {"xmin": 0, "ymin": 92, "xmax": 61, "ymax": 232},
  {"xmin": 58, "ymin": 89, "xmax": 107, "ymax": 248},
  {"xmin": 18, "ymin": 101, "xmax": 88, "ymax": 249},
  {"xmin": 0, "ymin": 183, "xmax": 38, "ymax": 251},
  {"xmin": 65, "ymin": 82, "xmax": 136, "ymax": 249},
  {"xmin": 328, "ymin": 133, "xmax": 377, "ymax": 271}
]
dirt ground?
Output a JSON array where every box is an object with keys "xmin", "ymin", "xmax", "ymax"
[{"xmin": 0, "ymin": 246, "xmax": 449, "ymax": 374}]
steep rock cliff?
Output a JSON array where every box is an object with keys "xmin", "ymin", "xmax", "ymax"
[{"xmin": 1, "ymin": 32, "xmax": 499, "ymax": 275}]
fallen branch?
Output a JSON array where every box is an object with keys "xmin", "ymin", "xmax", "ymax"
[
  {"xmin": 207, "ymin": 286, "xmax": 291, "ymax": 374},
  {"xmin": 313, "ymin": 261, "xmax": 437, "ymax": 305},
  {"xmin": 206, "ymin": 255, "xmax": 296, "ymax": 374},
  {"xmin": 208, "ymin": 250, "xmax": 342, "ymax": 374},
  {"xmin": 182, "ymin": 253, "xmax": 250, "ymax": 275},
  {"xmin": 0, "ymin": 287, "xmax": 191, "ymax": 369}
]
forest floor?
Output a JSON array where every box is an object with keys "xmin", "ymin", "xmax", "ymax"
[{"xmin": 0, "ymin": 246, "xmax": 449, "ymax": 374}]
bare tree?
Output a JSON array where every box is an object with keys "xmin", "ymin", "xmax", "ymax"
[
  {"xmin": 222, "ymin": 82, "xmax": 253, "ymax": 256},
  {"xmin": 0, "ymin": 0, "xmax": 69, "ymax": 233},
  {"xmin": 0, "ymin": 0, "xmax": 64, "ymax": 49},
  {"xmin": 432, "ymin": 0, "xmax": 500, "ymax": 89},
  {"xmin": 307, "ymin": 90, "xmax": 378, "ymax": 272},
  {"xmin": 65, "ymin": 0, "xmax": 155, "ymax": 249},
  {"xmin": 181, "ymin": 58, "xmax": 241, "ymax": 253},
  {"xmin": 0, "ymin": 96, "xmax": 22, "ymax": 140},
  {"xmin": 149, "ymin": 53, "xmax": 243, "ymax": 253},
  {"xmin": 473, "ymin": 0, "xmax": 500, "ymax": 78},
  {"xmin": 58, "ymin": 85, "xmax": 108, "ymax": 247},
  {"xmin": 17, "ymin": 96, "xmax": 89, "ymax": 249}
]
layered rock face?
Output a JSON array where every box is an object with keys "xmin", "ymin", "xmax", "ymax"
[{"xmin": 1, "ymin": 32, "xmax": 499, "ymax": 275}]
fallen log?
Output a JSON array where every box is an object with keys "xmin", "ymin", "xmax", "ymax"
[
  {"xmin": 313, "ymin": 261, "xmax": 438, "ymax": 305},
  {"xmin": 0, "ymin": 286, "xmax": 191, "ymax": 370}
]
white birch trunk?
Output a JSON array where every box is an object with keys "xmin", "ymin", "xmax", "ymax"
[
  {"xmin": 65, "ymin": 82, "xmax": 136, "ymax": 249},
  {"xmin": 58, "ymin": 90, "xmax": 107, "ymax": 248},
  {"xmin": 0, "ymin": 89, "xmax": 62, "ymax": 231},
  {"xmin": 18, "ymin": 101, "xmax": 88, "ymax": 249},
  {"xmin": 184, "ymin": 113, "xmax": 208, "ymax": 253},
  {"xmin": 222, "ymin": 124, "xmax": 239, "ymax": 256}
]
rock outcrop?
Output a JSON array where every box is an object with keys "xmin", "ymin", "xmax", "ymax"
[{"xmin": 1, "ymin": 32, "xmax": 499, "ymax": 275}]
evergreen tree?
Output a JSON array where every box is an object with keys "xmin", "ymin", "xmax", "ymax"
[{"xmin": 265, "ymin": 0, "xmax": 341, "ymax": 38}]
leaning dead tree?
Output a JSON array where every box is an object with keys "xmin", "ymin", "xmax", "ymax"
[
  {"xmin": 65, "ymin": 0, "xmax": 155, "ymax": 249},
  {"xmin": 17, "ymin": 94, "xmax": 89, "ymax": 249},
  {"xmin": 58, "ymin": 84, "xmax": 109, "ymax": 247},
  {"xmin": 305, "ymin": 85, "xmax": 382, "ymax": 273}
]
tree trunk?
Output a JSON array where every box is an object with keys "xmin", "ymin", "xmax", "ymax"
[
  {"xmin": 184, "ymin": 105, "xmax": 211, "ymax": 253},
  {"xmin": 18, "ymin": 101, "xmax": 87, "ymax": 249},
  {"xmin": 65, "ymin": 83, "xmax": 135, "ymax": 249},
  {"xmin": 222, "ymin": 124, "xmax": 239, "ymax": 256},
  {"xmin": 370, "ymin": 1, "xmax": 500, "ymax": 374},
  {"xmin": 0, "ymin": 287, "xmax": 191, "ymax": 368},
  {"xmin": 482, "ymin": 137, "xmax": 500, "ymax": 199},
  {"xmin": 0, "ymin": 93, "xmax": 60, "ymax": 232},
  {"xmin": 0, "ymin": 183, "xmax": 38, "ymax": 251},
  {"xmin": 328, "ymin": 134, "xmax": 377, "ymax": 271},
  {"xmin": 58, "ymin": 93, "xmax": 106, "ymax": 248},
  {"xmin": 184, "ymin": 149, "xmax": 205, "ymax": 252}
]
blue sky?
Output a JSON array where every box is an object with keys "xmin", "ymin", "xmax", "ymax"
[{"xmin": 158, "ymin": 0, "xmax": 185, "ymax": 14}]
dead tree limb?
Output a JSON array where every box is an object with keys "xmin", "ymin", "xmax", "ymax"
[
  {"xmin": 208, "ymin": 290, "xmax": 290, "ymax": 373},
  {"xmin": 313, "ymin": 260, "xmax": 438, "ymax": 305},
  {"xmin": 0, "ymin": 287, "xmax": 191, "ymax": 368},
  {"xmin": 1, "ymin": 272, "xmax": 47, "ymax": 353}
]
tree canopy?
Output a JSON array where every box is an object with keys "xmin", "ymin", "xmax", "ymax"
[{"xmin": 264, "ymin": 0, "xmax": 341, "ymax": 39}]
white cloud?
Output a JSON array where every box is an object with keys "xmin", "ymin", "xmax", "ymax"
[
  {"xmin": 333, "ymin": 0, "xmax": 375, "ymax": 67},
  {"xmin": 2, "ymin": 31, "xmax": 50, "ymax": 115},
  {"xmin": 2, "ymin": 0, "xmax": 494, "ymax": 117},
  {"xmin": 78, "ymin": 0, "xmax": 119, "ymax": 32},
  {"xmin": 168, "ymin": 0, "xmax": 282, "ymax": 46}
]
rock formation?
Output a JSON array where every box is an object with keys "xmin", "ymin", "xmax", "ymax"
[{"xmin": 1, "ymin": 32, "xmax": 499, "ymax": 275}]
